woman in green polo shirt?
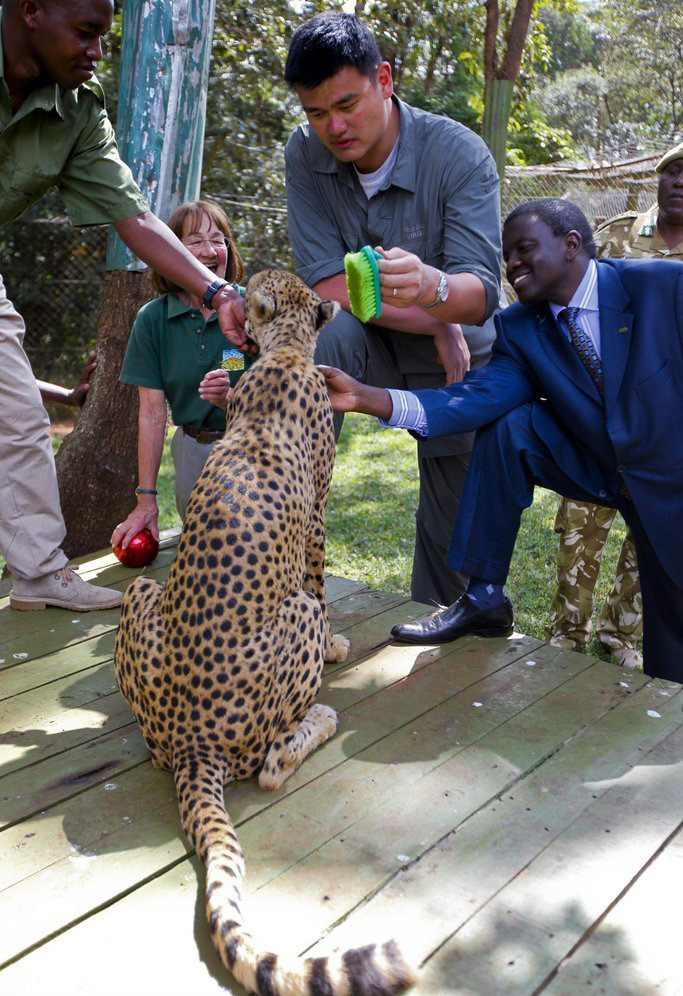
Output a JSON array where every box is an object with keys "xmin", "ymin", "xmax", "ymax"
[{"xmin": 111, "ymin": 200, "xmax": 254, "ymax": 551}]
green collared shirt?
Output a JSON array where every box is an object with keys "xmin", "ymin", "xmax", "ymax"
[
  {"xmin": 0, "ymin": 9, "xmax": 147, "ymax": 227},
  {"xmin": 285, "ymin": 96, "xmax": 502, "ymax": 363},
  {"xmin": 120, "ymin": 292, "xmax": 255, "ymax": 431}
]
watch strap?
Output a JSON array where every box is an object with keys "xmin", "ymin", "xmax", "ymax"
[{"xmin": 202, "ymin": 279, "xmax": 229, "ymax": 310}]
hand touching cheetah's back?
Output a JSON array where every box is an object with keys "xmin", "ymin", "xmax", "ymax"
[{"xmin": 114, "ymin": 270, "xmax": 414, "ymax": 996}]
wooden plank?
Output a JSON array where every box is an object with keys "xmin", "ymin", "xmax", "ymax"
[
  {"xmin": 323, "ymin": 574, "xmax": 369, "ymax": 602},
  {"xmin": 0, "ymin": 591, "xmax": 427, "ymax": 786},
  {"xmin": 0, "ymin": 609, "xmax": 121, "ymax": 670},
  {"xmin": 300, "ymin": 679, "xmax": 682, "ymax": 982},
  {"xmin": 0, "ymin": 610, "xmax": 477, "ymax": 828},
  {"xmin": 0, "ymin": 679, "xmax": 133, "ymax": 780},
  {"xmin": 0, "ymin": 628, "xmax": 528, "ymax": 835},
  {"xmin": 418, "ymin": 722, "xmax": 683, "ymax": 996},
  {"xmin": 0, "ymin": 634, "xmax": 545, "ymax": 963},
  {"xmin": 539, "ymin": 829, "xmax": 683, "ymax": 996},
  {"xmin": 0, "ymin": 631, "xmax": 117, "ymax": 702},
  {"xmin": 327, "ymin": 588, "xmax": 408, "ymax": 628},
  {"xmin": 225, "ymin": 655, "xmax": 647, "ymax": 951},
  {"xmin": 0, "ymin": 574, "xmax": 369, "ymax": 697},
  {"xmin": 0, "ymin": 570, "xmax": 164, "ymax": 667},
  {"xmin": 0, "ymin": 857, "xmax": 237, "ymax": 996},
  {"xmin": 0, "ymin": 724, "xmax": 147, "ymax": 830},
  {"xmin": 0, "ymin": 571, "xmax": 366, "ymax": 672},
  {"xmin": 0, "ymin": 648, "xmax": 592, "ymax": 972}
]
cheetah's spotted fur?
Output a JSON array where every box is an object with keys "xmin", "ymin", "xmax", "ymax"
[{"xmin": 114, "ymin": 271, "xmax": 414, "ymax": 996}]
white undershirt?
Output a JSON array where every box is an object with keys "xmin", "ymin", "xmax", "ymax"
[{"xmin": 354, "ymin": 138, "xmax": 400, "ymax": 199}]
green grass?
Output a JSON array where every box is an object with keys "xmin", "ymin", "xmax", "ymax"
[
  {"xmin": 4, "ymin": 419, "xmax": 630, "ymax": 656},
  {"xmin": 325, "ymin": 414, "xmax": 630, "ymax": 654}
]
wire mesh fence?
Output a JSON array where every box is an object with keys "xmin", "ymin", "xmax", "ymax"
[{"xmin": 502, "ymin": 153, "xmax": 660, "ymax": 228}]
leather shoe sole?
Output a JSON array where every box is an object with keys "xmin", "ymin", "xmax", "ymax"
[{"xmin": 391, "ymin": 594, "xmax": 514, "ymax": 645}]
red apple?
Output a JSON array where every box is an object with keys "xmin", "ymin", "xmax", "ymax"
[{"xmin": 113, "ymin": 528, "xmax": 160, "ymax": 568}]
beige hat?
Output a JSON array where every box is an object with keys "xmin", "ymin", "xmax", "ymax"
[{"xmin": 656, "ymin": 140, "xmax": 683, "ymax": 173}]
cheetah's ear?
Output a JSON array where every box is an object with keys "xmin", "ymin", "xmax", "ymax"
[
  {"xmin": 253, "ymin": 289, "xmax": 277, "ymax": 322},
  {"xmin": 315, "ymin": 299, "xmax": 339, "ymax": 330}
]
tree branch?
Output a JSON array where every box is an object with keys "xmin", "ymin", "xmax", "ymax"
[
  {"xmin": 500, "ymin": 0, "xmax": 535, "ymax": 81},
  {"xmin": 484, "ymin": 0, "xmax": 499, "ymax": 84}
]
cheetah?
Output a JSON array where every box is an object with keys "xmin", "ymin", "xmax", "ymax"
[{"xmin": 114, "ymin": 270, "xmax": 415, "ymax": 996}]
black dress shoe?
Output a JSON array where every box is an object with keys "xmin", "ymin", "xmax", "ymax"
[{"xmin": 390, "ymin": 593, "xmax": 514, "ymax": 645}]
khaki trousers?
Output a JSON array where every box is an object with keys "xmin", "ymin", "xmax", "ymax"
[
  {"xmin": 0, "ymin": 274, "xmax": 68, "ymax": 579},
  {"xmin": 169, "ymin": 426, "xmax": 219, "ymax": 519}
]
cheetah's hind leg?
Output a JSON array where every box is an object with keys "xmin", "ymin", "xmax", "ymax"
[
  {"xmin": 114, "ymin": 575, "xmax": 169, "ymax": 770},
  {"xmin": 259, "ymin": 703, "xmax": 338, "ymax": 791}
]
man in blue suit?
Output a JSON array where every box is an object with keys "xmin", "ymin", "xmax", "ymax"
[{"xmin": 321, "ymin": 199, "xmax": 683, "ymax": 683}]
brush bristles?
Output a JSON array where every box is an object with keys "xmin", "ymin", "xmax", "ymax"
[{"xmin": 345, "ymin": 251, "xmax": 381, "ymax": 322}]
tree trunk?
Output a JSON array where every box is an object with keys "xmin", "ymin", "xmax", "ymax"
[
  {"xmin": 55, "ymin": 270, "xmax": 151, "ymax": 558},
  {"xmin": 481, "ymin": 78, "xmax": 515, "ymax": 181},
  {"xmin": 55, "ymin": 0, "xmax": 216, "ymax": 557},
  {"xmin": 481, "ymin": 0, "xmax": 536, "ymax": 183}
]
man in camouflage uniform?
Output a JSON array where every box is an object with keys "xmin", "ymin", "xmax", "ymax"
[{"xmin": 547, "ymin": 140, "xmax": 683, "ymax": 669}]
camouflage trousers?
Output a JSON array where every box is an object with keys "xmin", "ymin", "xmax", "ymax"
[{"xmin": 546, "ymin": 498, "xmax": 642, "ymax": 651}]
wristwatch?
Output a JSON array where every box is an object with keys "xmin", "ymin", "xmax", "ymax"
[
  {"xmin": 202, "ymin": 278, "xmax": 229, "ymax": 310},
  {"xmin": 426, "ymin": 270, "xmax": 449, "ymax": 308}
]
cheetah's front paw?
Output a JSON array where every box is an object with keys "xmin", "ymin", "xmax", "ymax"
[{"xmin": 326, "ymin": 633, "xmax": 350, "ymax": 663}]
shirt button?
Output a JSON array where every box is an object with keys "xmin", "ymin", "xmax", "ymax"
[
  {"xmin": 598, "ymin": 490, "xmax": 608, "ymax": 498},
  {"xmin": 617, "ymin": 465, "xmax": 624, "ymax": 473}
]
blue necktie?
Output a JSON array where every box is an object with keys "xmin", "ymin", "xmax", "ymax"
[{"xmin": 560, "ymin": 306, "xmax": 604, "ymax": 398}]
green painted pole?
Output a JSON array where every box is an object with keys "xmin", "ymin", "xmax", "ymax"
[
  {"xmin": 106, "ymin": 0, "xmax": 217, "ymax": 271},
  {"xmin": 481, "ymin": 78, "xmax": 515, "ymax": 184}
]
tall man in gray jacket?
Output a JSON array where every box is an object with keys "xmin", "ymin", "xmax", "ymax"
[{"xmin": 283, "ymin": 12, "xmax": 502, "ymax": 608}]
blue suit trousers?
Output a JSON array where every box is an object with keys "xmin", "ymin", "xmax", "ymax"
[{"xmin": 447, "ymin": 403, "xmax": 683, "ymax": 683}]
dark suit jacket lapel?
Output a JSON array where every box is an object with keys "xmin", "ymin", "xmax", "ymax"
[
  {"xmin": 533, "ymin": 304, "xmax": 602, "ymax": 403},
  {"xmin": 597, "ymin": 261, "xmax": 634, "ymax": 407}
]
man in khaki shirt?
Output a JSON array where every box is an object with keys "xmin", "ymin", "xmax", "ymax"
[
  {"xmin": 0, "ymin": 0, "xmax": 244, "ymax": 613},
  {"xmin": 547, "ymin": 141, "xmax": 683, "ymax": 669}
]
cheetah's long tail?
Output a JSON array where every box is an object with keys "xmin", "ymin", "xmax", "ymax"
[{"xmin": 173, "ymin": 753, "xmax": 416, "ymax": 996}]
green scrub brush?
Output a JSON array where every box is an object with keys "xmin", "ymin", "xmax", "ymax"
[{"xmin": 344, "ymin": 246, "xmax": 383, "ymax": 322}]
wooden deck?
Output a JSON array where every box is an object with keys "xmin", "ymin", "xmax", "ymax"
[{"xmin": 1, "ymin": 531, "xmax": 681, "ymax": 996}]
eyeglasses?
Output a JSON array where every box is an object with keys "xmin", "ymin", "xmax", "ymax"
[{"xmin": 182, "ymin": 236, "xmax": 227, "ymax": 251}]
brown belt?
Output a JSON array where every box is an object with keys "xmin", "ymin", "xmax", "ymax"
[{"xmin": 182, "ymin": 425, "xmax": 224, "ymax": 444}]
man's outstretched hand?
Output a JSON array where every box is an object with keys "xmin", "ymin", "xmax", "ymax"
[
  {"xmin": 212, "ymin": 288, "xmax": 258, "ymax": 355},
  {"xmin": 317, "ymin": 365, "xmax": 393, "ymax": 419}
]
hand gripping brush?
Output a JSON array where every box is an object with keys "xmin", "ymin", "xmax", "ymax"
[{"xmin": 344, "ymin": 245, "xmax": 383, "ymax": 322}]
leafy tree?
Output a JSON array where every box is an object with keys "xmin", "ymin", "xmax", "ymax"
[
  {"xmin": 536, "ymin": 0, "xmax": 682, "ymax": 157},
  {"xmin": 592, "ymin": 0, "xmax": 683, "ymax": 140},
  {"xmin": 537, "ymin": 4, "xmax": 601, "ymax": 76}
]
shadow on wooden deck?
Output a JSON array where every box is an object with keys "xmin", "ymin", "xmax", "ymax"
[{"xmin": 0, "ymin": 531, "xmax": 681, "ymax": 996}]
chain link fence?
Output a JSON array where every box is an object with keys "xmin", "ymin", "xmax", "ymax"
[
  {"xmin": 502, "ymin": 153, "xmax": 660, "ymax": 228},
  {"xmin": 0, "ymin": 143, "xmax": 664, "ymax": 384}
]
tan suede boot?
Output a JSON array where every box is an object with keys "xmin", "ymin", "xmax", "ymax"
[{"xmin": 10, "ymin": 567, "xmax": 123, "ymax": 611}]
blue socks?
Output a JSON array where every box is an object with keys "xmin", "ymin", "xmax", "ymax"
[{"xmin": 466, "ymin": 578, "xmax": 505, "ymax": 609}]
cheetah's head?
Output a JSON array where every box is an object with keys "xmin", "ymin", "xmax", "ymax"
[{"xmin": 244, "ymin": 269, "xmax": 339, "ymax": 357}]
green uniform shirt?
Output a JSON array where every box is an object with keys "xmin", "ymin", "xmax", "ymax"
[
  {"xmin": 0, "ymin": 9, "xmax": 147, "ymax": 227},
  {"xmin": 595, "ymin": 204, "xmax": 683, "ymax": 261},
  {"xmin": 120, "ymin": 293, "xmax": 255, "ymax": 432},
  {"xmin": 285, "ymin": 96, "xmax": 502, "ymax": 363}
]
